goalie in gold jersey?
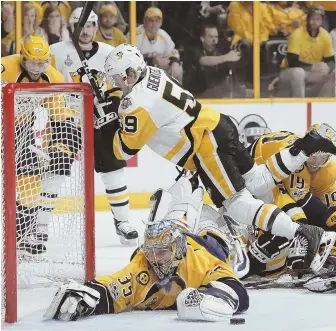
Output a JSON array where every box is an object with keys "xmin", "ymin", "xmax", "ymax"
[
  {"xmin": 244, "ymin": 130, "xmax": 336, "ymax": 278},
  {"xmin": 1, "ymin": 35, "xmax": 81, "ymax": 255},
  {"xmin": 45, "ymin": 176, "xmax": 250, "ymax": 321}
]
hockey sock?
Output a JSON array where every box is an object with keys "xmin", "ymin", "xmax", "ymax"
[{"xmin": 100, "ymin": 169, "xmax": 130, "ymax": 223}]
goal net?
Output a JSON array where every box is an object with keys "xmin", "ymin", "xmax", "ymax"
[{"xmin": 1, "ymin": 83, "xmax": 95, "ymax": 323}]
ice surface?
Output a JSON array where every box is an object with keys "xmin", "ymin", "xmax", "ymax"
[{"xmin": 2, "ymin": 210, "xmax": 335, "ymax": 331}]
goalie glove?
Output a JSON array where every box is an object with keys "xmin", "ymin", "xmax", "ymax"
[
  {"xmin": 176, "ymin": 284, "xmax": 238, "ymax": 322},
  {"xmin": 44, "ymin": 280, "xmax": 100, "ymax": 321}
]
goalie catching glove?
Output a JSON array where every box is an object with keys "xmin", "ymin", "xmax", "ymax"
[
  {"xmin": 176, "ymin": 281, "xmax": 240, "ymax": 322},
  {"xmin": 44, "ymin": 280, "xmax": 100, "ymax": 321}
]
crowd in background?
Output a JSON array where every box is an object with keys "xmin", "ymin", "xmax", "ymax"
[{"xmin": 1, "ymin": 1, "xmax": 336, "ymax": 98}]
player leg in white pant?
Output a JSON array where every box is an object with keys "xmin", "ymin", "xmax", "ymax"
[
  {"xmin": 100, "ymin": 169, "xmax": 138, "ymax": 245},
  {"xmin": 195, "ymin": 118, "xmax": 336, "ymax": 272}
]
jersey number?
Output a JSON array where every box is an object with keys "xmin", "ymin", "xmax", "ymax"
[
  {"xmin": 162, "ymin": 77, "xmax": 197, "ymax": 113},
  {"xmin": 118, "ymin": 274, "xmax": 133, "ymax": 297},
  {"xmin": 324, "ymin": 192, "xmax": 336, "ymax": 207},
  {"xmin": 121, "ymin": 115, "xmax": 138, "ymax": 133},
  {"xmin": 289, "ymin": 175, "xmax": 305, "ymax": 190}
]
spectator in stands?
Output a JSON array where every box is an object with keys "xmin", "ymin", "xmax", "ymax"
[
  {"xmin": 199, "ymin": 1, "xmax": 227, "ymax": 29},
  {"xmin": 2, "ymin": 2, "xmax": 47, "ymax": 56},
  {"xmin": 267, "ymin": 1, "xmax": 306, "ymax": 37},
  {"xmin": 41, "ymin": 6, "xmax": 69, "ymax": 45},
  {"xmin": 306, "ymin": 1, "xmax": 336, "ymax": 32},
  {"xmin": 23, "ymin": 2, "xmax": 47, "ymax": 40},
  {"xmin": 40, "ymin": 1, "xmax": 72, "ymax": 23},
  {"xmin": 331, "ymin": 28, "xmax": 336, "ymax": 54},
  {"xmin": 1, "ymin": 1, "xmax": 15, "ymax": 56},
  {"xmin": 227, "ymin": 2, "xmax": 274, "ymax": 45},
  {"xmin": 95, "ymin": 4, "xmax": 126, "ymax": 47},
  {"xmin": 278, "ymin": 5, "xmax": 335, "ymax": 97},
  {"xmin": 185, "ymin": 24, "xmax": 241, "ymax": 97},
  {"xmin": 133, "ymin": 7, "xmax": 183, "ymax": 83}
]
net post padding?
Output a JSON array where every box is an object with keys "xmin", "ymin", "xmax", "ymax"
[{"xmin": 1, "ymin": 83, "xmax": 95, "ymax": 323}]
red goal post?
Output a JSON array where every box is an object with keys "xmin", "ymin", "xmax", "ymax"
[{"xmin": 1, "ymin": 83, "xmax": 95, "ymax": 323}]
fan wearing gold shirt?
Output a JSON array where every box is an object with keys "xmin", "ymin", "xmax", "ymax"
[{"xmin": 279, "ymin": 5, "xmax": 335, "ymax": 97}]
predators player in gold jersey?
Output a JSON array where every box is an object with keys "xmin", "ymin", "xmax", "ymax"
[
  {"xmin": 45, "ymin": 176, "xmax": 250, "ymax": 321},
  {"xmin": 1, "ymin": 35, "xmax": 81, "ymax": 256},
  {"xmin": 1, "ymin": 35, "xmax": 64, "ymax": 83},
  {"xmin": 99, "ymin": 44, "xmax": 336, "ymax": 273},
  {"xmin": 244, "ymin": 130, "xmax": 336, "ymax": 278}
]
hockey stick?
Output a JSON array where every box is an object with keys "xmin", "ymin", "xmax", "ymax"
[
  {"xmin": 70, "ymin": 1, "xmax": 119, "ymax": 129},
  {"xmin": 70, "ymin": 1, "xmax": 105, "ymax": 106}
]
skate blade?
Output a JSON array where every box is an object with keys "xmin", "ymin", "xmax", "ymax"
[
  {"xmin": 119, "ymin": 236, "xmax": 138, "ymax": 246},
  {"xmin": 310, "ymin": 232, "xmax": 336, "ymax": 273},
  {"xmin": 303, "ymin": 275, "xmax": 336, "ymax": 292}
]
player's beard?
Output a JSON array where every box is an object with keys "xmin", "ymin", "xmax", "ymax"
[{"xmin": 79, "ymin": 33, "xmax": 94, "ymax": 50}]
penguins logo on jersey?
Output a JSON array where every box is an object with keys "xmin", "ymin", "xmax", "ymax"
[
  {"xmin": 116, "ymin": 51, "xmax": 124, "ymax": 59},
  {"xmin": 70, "ymin": 68, "xmax": 106, "ymax": 89},
  {"xmin": 237, "ymin": 115, "xmax": 271, "ymax": 147}
]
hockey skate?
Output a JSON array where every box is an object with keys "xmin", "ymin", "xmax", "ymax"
[
  {"xmin": 17, "ymin": 233, "xmax": 46, "ymax": 257},
  {"xmin": 35, "ymin": 224, "xmax": 49, "ymax": 242},
  {"xmin": 114, "ymin": 219, "xmax": 138, "ymax": 246},
  {"xmin": 287, "ymin": 224, "xmax": 336, "ymax": 273},
  {"xmin": 290, "ymin": 123, "xmax": 336, "ymax": 156}
]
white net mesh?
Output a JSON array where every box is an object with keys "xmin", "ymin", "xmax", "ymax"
[
  {"xmin": 1, "ymin": 87, "xmax": 93, "ymax": 322},
  {"xmin": 1, "ymin": 89, "xmax": 6, "ymax": 321}
]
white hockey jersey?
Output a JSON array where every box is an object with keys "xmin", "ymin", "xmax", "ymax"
[
  {"xmin": 112, "ymin": 66, "xmax": 221, "ymax": 171},
  {"xmin": 50, "ymin": 40, "xmax": 114, "ymax": 85}
]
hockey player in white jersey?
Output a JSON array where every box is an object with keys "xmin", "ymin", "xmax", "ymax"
[
  {"xmin": 102, "ymin": 44, "xmax": 336, "ymax": 273},
  {"xmin": 49, "ymin": 8, "xmax": 137, "ymax": 244}
]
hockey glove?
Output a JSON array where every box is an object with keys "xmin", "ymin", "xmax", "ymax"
[{"xmin": 44, "ymin": 280, "xmax": 100, "ymax": 321}]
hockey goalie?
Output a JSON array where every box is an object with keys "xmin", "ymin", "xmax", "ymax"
[
  {"xmin": 44, "ymin": 175, "xmax": 250, "ymax": 322},
  {"xmin": 1, "ymin": 35, "xmax": 81, "ymax": 255}
]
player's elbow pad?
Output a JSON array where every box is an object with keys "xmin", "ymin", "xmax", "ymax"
[{"xmin": 243, "ymin": 163, "xmax": 276, "ymax": 199}]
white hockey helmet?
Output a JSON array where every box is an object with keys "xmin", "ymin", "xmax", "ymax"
[
  {"xmin": 69, "ymin": 7, "xmax": 98, "ymax": 32},
  {"xmin": 104, "ymin": 44, "xmax": 146, "ymax": 85}
]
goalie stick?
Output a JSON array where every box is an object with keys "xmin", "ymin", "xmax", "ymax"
[{"xmin": 70, "ymin": 1, "xmax": 118, "ymax": 128}]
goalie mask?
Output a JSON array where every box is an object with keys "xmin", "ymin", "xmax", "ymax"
[{"xmin": 142, "ymin": 220, "xmax": 187, "ymax": 285}]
